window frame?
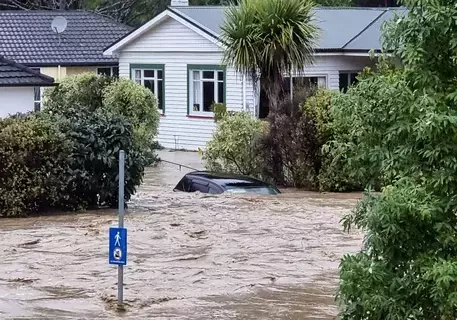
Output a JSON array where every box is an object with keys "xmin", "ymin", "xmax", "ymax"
[
  {"xmin": 30, "ymin": 68, "xmax": 42, "ymax": 111},
  {"xmin": 129, "ymin": 64, "xmax": 165, "ymax": 114},
  {"xmin": 339, "ymin": 70, "xmax": 361, "ymax": 92},
  {"xmin": 284, "ymin": 73, "xmax": 328, "ymax": 90},
  {"xmin": 97, "ymin": 66, "xmax": 119, "ymax": 77},
  {"xmin": 187, "ymin": 64, "xmax": 226, "ymax": 117}
]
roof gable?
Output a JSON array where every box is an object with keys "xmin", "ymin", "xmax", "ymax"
[
  {"xmin": 0, "ymin": 56, "xmax": 55, "ymax": 87},
  {"xmin": 0, "ymin": 10, "xmax": 132, "ymax": 66},
  {"xmin": 104, "ymin": 10, "xmax": 221, "ymax": 55}
]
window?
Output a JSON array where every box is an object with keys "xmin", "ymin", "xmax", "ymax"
[
  {"xmin": 189, "ymin": 181, "xmax": 210, "ymax": 193},
  {"xmin": 30, "ymin": 68, "xmax": 42, "ymax": 111},
  {"xmin": 283, "ymin": 76, "xmax": 327, "ymax": 94},
  {"xmin": 339, "ymin": 71, "xmax": 360, "ymax": 92},
  {"xmin": 188, "ymin": 65, "xmax": 225, "ymax": 115},
  {"xmin": 97, "ymin": 66, "xmax": 119, "ymax": 77},
  {"xmin": 34, "ymin": 87, "xmax": 41, "ymax": 111},
  {"xmin": 130, "ymin": 64, "xmax": 165, "ymax": 112}
]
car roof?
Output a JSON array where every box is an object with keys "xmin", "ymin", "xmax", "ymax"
[{"xmin": 184, "ymin": 171, "xmax": 272, "ymax": 187}]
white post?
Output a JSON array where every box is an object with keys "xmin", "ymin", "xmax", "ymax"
[{"xmin": 118, "ymin": 150, "xmax": 125, "ymax": 309}]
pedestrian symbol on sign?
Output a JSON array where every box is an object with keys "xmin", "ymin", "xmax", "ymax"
[
  {"xmin": 109, "ymin": 227, "xmax": 127, "ymax": 265},
  {"xmin": 115, "ymin": 232, "xmax": 121, "ymax": 246}
]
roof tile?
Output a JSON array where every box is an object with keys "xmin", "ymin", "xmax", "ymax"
[{"xmin": 0, "ymin": 10, "xmax": 132, "ymax": 66}]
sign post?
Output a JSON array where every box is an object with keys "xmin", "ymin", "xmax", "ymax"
[{"xmin": 109, "ymin": 150, "xmax": 127, "ymax": 310}]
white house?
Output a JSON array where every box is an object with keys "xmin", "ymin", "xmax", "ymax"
[
  {"xmin": 0, "ymin": 56, "xmax": 54, "ymax": 118},
  {"xmin": 104, "ymin": 0, "xmax": 403, "ymax": 150}
]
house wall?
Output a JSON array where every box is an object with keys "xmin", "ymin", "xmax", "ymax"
[
  {"xmin": 40, "ymin": 66, "xmax": 102, "ymax": 81},
  {"xmin": 116, "ymin": 16, "xmax": 375, "ymax": 150},
  {"xmin": 118, "ymin": 16, "xmax": 249, "ymax": 150},
  {"xmin": 0, "ymin": 87, "xmax": 34, "ymax": 118}
]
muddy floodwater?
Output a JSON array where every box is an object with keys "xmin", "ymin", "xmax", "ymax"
[{"xmin": 0, "ymin": 150, "xmax": 363, "ymax": 319}]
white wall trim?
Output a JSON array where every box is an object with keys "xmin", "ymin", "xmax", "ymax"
[{"xmin": 104, "ymin": 10, "xmax": 222, "ymax": 56}]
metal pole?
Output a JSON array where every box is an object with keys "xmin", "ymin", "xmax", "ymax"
[{"xmin": 118, "ymin": 150, "xmax": 125, "ymax": 309}]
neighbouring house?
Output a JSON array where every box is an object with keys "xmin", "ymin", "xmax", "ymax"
[
  {"xmin": 0, "ymin": 10, "xmax": 132, "ymax": 110},
  {"xmin": 0, "ymin": 56, "xmax": 54, "ymax": 118},
  {"xmin": 104, "ymin": 1, "xmax": 403, "ymax": 150}
]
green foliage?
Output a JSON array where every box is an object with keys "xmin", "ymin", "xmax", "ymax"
[
  {"xmin": 221, "ymin": 0, "xmax": 318, "ymax": 111},
  {"xmin": 44, "ymin": 73, "xmax": 160, "ymax": 165},
  {"xmin": 0, "ymin": 115, "xmax": 72, "ymax": 217},
  {"xmin": 338, "ymin": 0, "xmax": 457, "ymax": 318},
  {"xmin": 256, "ymin": 90, "xmax": 322, "ymax": 188},
  {"xmin": 302, "ymin": 89, "xmax": 336, "ymax": 144},
  {"xmin": 103, "ymin": 78, "xmax": 160, "ymax": 164},
  {"xmin": 44, "ymin": 73, "xmax": 114, "ymax": 112},
  {"xmin": 211, "ymin": 103, "xmax": 231, "ymax": 122},
  {"xmin": 0, "ymin": 109, "xmax": 144, "ymax": 217},
  {"xmin": 201, "ymin": 112, "xmax": 266, "ymax": 176},
  {"xmin": 56, "ymin": 109, "xmax": 144, "ymax": 209}
]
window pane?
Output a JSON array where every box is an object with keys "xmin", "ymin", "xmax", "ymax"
[
  {"xmin": 157, "ymin": 70, "xmax": 163, "ymax": 79},
  {"xmin": 135, "ymin": 70, "xmax": 141, "ymax": 79},
  {"xmin": 203, "ymin": 71, "xmax": 214, "ymax": 79},
  {"xmin": 217, "ymin": 82, "xmax": 224, "ymax": 103},
  {"xmin": 144, "ymin": 70, "xmax": 155, "ymax": 78},
  {"xmin": 193, "ymin": 80, "xmax": 201, "ymax": 112},
  {"xmin": 98, "ymin": 67, "xmax": 111, "ymax": 76},
  {"xmin": 157, "ymin": 80, "xmax": 163, "ymax": 110},
  {"xmin": 317, "ymin": 77, "xmax": 326, "ymax": 88},
  {"xmin": 350, "ymin": 73, "xmax": 358, "ymax": 85},
  {"xmin": 34, "ymin": 102, "xmax": 41, "ymax": 112},
  {"xmin": 339, "ymin": 73, "xmax": 349, "ymax": 92},
  {"xmin": 34, "ymin": 87, "xmax": 41, "ymax": 101},
  {"xmin": 144, "ymin": 79, "xmax": 154, "ymax": 92},
  {"xmin": 218, "ymin": 71, "xmax": 224, "ymax": 81},
  {"xmin": 113, "ymin": 67, "xmax": 119, "ymax": 77},
  {"xmin": 203, "ymin": 81, "xmax": 215, "ymax": 112},
  {"xmin": 192, "ymin": 70, "xmax": 200, "ymax": 80}
]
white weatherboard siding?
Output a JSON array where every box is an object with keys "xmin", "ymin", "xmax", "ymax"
[
  {"xmin": 118, "ymin": 16, "xmax": 246, "ymax": 150},
  {"xmin": 0, "ymin": 87, "xmax": 34, "ymax": 118},
  {"xmin": 295, "ymin": 55, "xmax": 374, "ymax": 89},
  {"xmin": 116, "ymin": 16, "xmax": 374, "ymax": 150}
]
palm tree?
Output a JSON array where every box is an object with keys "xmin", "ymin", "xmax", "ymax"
[{"xmin": 221, "ymin": 0, "xmax": 318, "ymax": 113}]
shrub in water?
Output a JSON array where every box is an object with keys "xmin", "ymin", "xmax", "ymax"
[
  {"xmin": 202, "ymin": 112, "xmax": 266, "ymax": 176},
  {"xmin": 0, "ymin": 114, "xmax": 72, "ymax": 217}
]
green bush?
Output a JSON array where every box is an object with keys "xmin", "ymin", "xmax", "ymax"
[
  {"xmin": 0, "ymin": 108, "xmax": 145, "ymax": 217},
  {"xmin": 55, "ymin": 108, "xmax": 144, "ymax": 209},
  {"xmin": 0, "ymin": 115, "xmax": 72, "ymax": 217},
  {"xmin": 338, "ymin": 0, "xmax": 457, "ymax": 315},
  {"xmin": 259, "ymin": 97, "xmax": 321, "ymax": 189},
  {"xmin": 44, "ymin": 73, "xmax": 160, "ymax": 165},
  {"xmin": 201, "ymin": 112, "xmax": 266, "ymax": 176},
  {"xmin": 44, "ymin": 73, "xmax": 114, "ymax": 112},
  {"xmin": 302, "ymin": 89, "xmax": 336, "ymax": 144}
]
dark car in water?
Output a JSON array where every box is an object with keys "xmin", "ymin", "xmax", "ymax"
[{"xmin": 174, "ymin": 171, "xmax": 281, "ymax": 195}]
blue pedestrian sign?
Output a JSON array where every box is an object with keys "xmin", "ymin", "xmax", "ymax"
[{"xmin": 109, "ymin": 227, "xmax": 127, "ymax": 265}]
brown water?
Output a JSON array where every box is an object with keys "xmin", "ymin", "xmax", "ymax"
[{"xmin": 0, "ymin": 150, "xmax": 363, "ymax": 319}]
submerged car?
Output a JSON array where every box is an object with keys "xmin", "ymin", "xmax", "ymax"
[{"xmin": 174, "ymin": 171, "xmax": 281, "ymax": 195}]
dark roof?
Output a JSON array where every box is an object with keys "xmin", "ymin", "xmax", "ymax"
[
  {"xmin": 0, "ymin": 10, "xmax": 132, "ymax": 66},
  {"xmin": 170, "ymin": 6, "xmax": 406, "ymax": 51},
  {"xmin": 0, "ymin": 56, "xmax": 55, "ymax": 87}
]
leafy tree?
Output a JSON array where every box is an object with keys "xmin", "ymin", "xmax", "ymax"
[
  {"xmin": 337, "ymin": 0, "xmax": 457, "ymax": 318},
  {"xmin": 221, "ymin": 0, "xmax": 318, "ymax": 112}
]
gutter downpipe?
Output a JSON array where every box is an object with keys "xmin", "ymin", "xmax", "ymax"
[{"xmin": 242, "ymin": 73, "xmax": 247, "ymax": 113}]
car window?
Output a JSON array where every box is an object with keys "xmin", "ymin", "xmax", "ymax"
[
  {"xmin": 190, "ymin": 181, "xmax": 210, "ymax": 193},
  {"xmin": 175, "ymin": 177, "xmax": 191, "ymax": 192},
  {"xmin": 208, "ymin": 183, "xmax": 222, "ymax": 194},
  {"xmin": 224, "ymin": 185, "xmax": 280, "ymax": 195}
]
